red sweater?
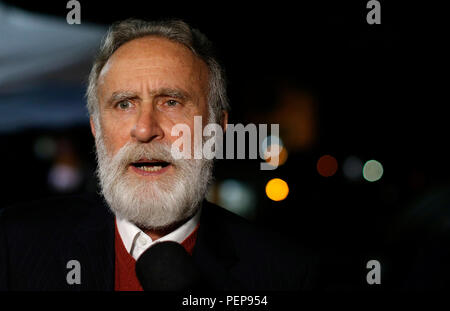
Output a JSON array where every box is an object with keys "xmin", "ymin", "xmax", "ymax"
[{"xmin": 114, "ymin": 219, "xmax": 199, "ymax": 291}]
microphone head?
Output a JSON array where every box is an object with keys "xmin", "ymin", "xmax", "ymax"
[{"xmin": 135, "ymin": 241, "xmax": 201, "ymax": 291}]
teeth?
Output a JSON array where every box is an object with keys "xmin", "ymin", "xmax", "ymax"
[{"xmin": 139, "ymin": 165, "xmax": 162, "ymax": 172}]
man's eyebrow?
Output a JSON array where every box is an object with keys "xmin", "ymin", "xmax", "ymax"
[
  {"xmin": 107, "ymin": 91, "xmax": 139, "ymax": 105},
  {"xmin": 150, "ymin": 88, "xmax": 191, "ymax": 101},
  {"xmin": 106, "ymin": 88, "xmax": 191, "ymax": 105}
]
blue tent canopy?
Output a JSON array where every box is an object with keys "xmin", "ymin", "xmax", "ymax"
[{"xmin": 0, "ymin": 3, "xmax": 106, "ymax": 132}]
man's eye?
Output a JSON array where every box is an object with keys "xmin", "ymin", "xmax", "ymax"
[
  {"xmin": 166, "ymin": 100, "xmax": 180, "ymax": 107},
  {"xmin": 117, "ymin": 100, "xmax": 132, "ymax": 110}
]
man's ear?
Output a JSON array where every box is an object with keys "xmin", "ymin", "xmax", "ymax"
[
  {"xmin": 89, "ymin": 117, "xmax": 96, "ymax": 138},
  {"xmin": 221, "ymin": 110, "xmax": 228, "ymax": 131}
]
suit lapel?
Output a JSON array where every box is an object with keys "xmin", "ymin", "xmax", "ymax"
[{"xmin": 192, "ymin": 201, "xmax": 243, "ymax": 290}]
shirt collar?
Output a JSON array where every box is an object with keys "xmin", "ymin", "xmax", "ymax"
[{"xmin": 116, "ymin": 208, "xmax": 201, "ymax": 260}]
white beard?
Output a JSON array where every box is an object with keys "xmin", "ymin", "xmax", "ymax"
[{"xmin": 94, "ymin": 133, "xmax": 213, "ymax": 230}]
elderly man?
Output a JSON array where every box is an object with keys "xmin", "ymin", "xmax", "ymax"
[{"xmin": 0, "ymin": 19, "xmax": 317, "ymax": 291}]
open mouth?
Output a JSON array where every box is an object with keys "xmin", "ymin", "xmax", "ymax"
[{"xmin": 130, "ymin": 159, "xmax": 171, "ymax": 173}]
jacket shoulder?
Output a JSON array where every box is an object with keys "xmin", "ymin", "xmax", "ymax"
[
  {"xmin": 0, "ymin": 194, "xmax": 112, "ymax": 228},
  {"xmin": 0, "ymin": 194, "xmax": 115, "ymax": 291},
  {"xmin": 200, "ymin": 201, "xmax": 319, "ymax": 290},
  {"xmin": 203, "ymin": 201, "xmax": 312, "ymax": 255}
]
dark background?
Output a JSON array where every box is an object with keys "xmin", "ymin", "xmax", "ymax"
[{"xmin": 1, "ymin": 0, "xmax": 448, "ymax": 290}]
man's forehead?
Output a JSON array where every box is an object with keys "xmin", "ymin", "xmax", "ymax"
[
  {"xmin": 100, "ymin": 37, "xmax": 203, "ymax": 76},
  {"xmin": 98, "ymin": 36, "xmax": 208, "ymax": 91}
]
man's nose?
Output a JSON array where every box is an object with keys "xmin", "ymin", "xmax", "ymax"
[{"xmin": 130, "ymin": 106, "xmax": 164, "ymax": 143}]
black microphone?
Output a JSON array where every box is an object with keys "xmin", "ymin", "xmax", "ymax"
[{"xmin": 135, "ymin": 241, "xmax": 202, "ymax": 291}]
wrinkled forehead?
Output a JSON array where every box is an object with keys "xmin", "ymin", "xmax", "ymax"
[{"xmin": 98, "ymin": 36, "xmax": 209, "ymax": 97}]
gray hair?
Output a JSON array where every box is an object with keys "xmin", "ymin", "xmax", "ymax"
[{"xmin": 86, "ymin": 19, "xmax": 229, "ymax": 126}]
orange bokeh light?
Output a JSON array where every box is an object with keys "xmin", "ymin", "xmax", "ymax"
[
  {"xmin": 264, "ymin": 145, "xmax": 288, "ymax": 167},
  {"xmin": 265, "ymin": 178, "xmax": 289, "ymax": 201}
]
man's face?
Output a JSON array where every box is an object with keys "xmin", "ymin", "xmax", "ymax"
[
  {"xmin": 97, "ymin": 36, "xmax": 210, "ymax": 167},
  {"xmin": 92, "ymin": 36, "xmax": 214, "ymax": 230}
]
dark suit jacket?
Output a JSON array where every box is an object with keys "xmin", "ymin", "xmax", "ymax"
[{"xmin": 0, "ymin": 194, "xmax": 318, "ymax": 291}]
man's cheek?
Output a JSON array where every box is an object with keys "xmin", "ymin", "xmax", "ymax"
[{"xmin": 102, "ymin": 126, "xmax": 129, "ymax": 152}]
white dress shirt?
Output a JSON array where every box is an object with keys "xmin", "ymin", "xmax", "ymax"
[{"xmin": 116, "ymin": 208, "xmax": 201, "ymax": 260}]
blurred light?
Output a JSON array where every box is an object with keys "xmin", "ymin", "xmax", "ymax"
[
  {"xmin": 48, "ymin": 164, "xmax": 82, "ymax": 192},
  {"xmin": 267, "ymin": 88, "xmax": 317, "ymax": 151},
  {"xmin": 342, "ymin": 156, "xmax": 363, "ymax": 180},
  {"xmin": 264, "ymin": 144, "xmax": 288, "ymax": 167},
  {"xmin": 363, "ymin": 160, "xmax": 384, "ymax": 182},
  {"xmin": 218, "ymin": 179, "xmax": 256, "ymax": 219},
  {"xmin": 317, "ymin": 154, "xmax": 338, "ymax": 177},
  {"xmin": 261, "ymin": 135, "xmax": 283, "ymax": 158},
  {"xmin": 33, "ymin": 136, "xmax": 56, "ymax": 160},
  {"xmin": 261, "ymin": 135, "xmax": 284, "ymax": 152},
  {"xmin": 265, "ymin": 178, "xmax": 289, "ymax": 201}
]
